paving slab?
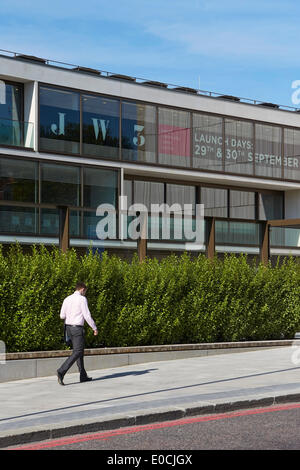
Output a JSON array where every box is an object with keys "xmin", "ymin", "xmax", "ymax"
[{"xmin": 1, "ymin": 346, "xmax": 300, "ymax": 447}]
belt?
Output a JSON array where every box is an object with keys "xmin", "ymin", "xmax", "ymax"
[{"xmin": 66, "ymin": 324, "xmax": 83, "ymax": 328}]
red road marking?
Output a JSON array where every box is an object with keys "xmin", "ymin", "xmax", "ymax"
[{"xmin": 7, "ymin": 402, "xmax": 300, "ymax": 450}]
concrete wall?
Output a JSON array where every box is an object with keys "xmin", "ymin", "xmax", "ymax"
[{"xmin": 0, "ymin": 341, "xmax": 295, "ymax": 383}]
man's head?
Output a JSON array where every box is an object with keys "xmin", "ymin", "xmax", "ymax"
[{"xmin": 75, "ymin": 282, "xmax": 87, "ymax": 296}]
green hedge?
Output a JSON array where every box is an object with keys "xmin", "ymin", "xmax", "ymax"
[{"xmin": 1, "ymin": 244, "xmax": 300, "ymax": 352}]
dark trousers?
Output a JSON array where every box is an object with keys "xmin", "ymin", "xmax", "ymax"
[{"xmin": 58, "ymin": 325, "xmax": 88, "ymax": 380}]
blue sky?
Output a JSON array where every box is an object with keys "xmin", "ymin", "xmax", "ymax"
[{"xmin": 0, "ymin": 0, "xmax": 300, "ymax": 106}]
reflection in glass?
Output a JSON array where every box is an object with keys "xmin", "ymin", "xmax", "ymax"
[
  {"xmin": 0, "ymin": 206, "xmax": 37, "ymax": 233},
  {"xmin": 193, "ymin": 114, "xmax": 223, "ymax": 171},
  {"xmin": 158, "ymin": 108, "xmax": 190, "ymax": 167},
  {"xmin": 0, "ymin": 81, "xmax": 25, "ymax": 147},
  {"xmin": 133, "ymin": 180, "xmax": 164, "ymax": 207},
  {"xmin": 70, "ymin": 210, "xmax": 81, "ymax": 237},
  {"xmin": 82, "ymin": 95, "xmax": 119, "ymax": 159},
  {"xmin": 259, "ymin": 193, "xmax": 283, "ymax": 220},
  {"xmin": 230, "ymin": 190, "xmax": 255, "ymax": 219},
  {"xmin": 39, "ymin": 86, "xmax": 80, "ymax": 154},
  {"xmin": 40, "ymin": 209, "xmax": 81, "ymax": 236},
  {"xmin": 166, "ymin": 184, "xmax": 196, "ymax": 214},
  {"xmin": 255, "ymin": 124, "xmax": 282, "ymax": 178},
  {"xmin": 225, "ymin": 119, "xmax": 254, "ymax": 175},
  {"xmin": 41, "ymin": 163, "xmax": 80, "ymax": 206},
  {"xmin": 40, "ymin": 208, "xmax": 59, "ymax": 235},
  {"xmin": 123, "ymin": 180, "xmax": 133, "ymax": 207},
  {"xmin": 132, "ymin": 181, "xmax": 164, "ymax": 240},
  {"xmin": 270, "ymin": 227, "xmax": 300, "ymax": 247},
  {"xmin": 216, "ymin": 220, "xmax": 260, "ymax": 245},
  {"xmin": 0, "ymin": 158, "xmax": 38, "ymax": 202},
  {"xmin": 83, "ymin": 210, "xmax": 117, "ymax": 240},
  {"xmin": 83, "ymin": 167, "xmax": 118, "ymax": 208},
  {"xmin": 201, "ymin": 187, "xmax": 227, "ymax": 217},
  {"xmin": 0, "ymin": 81, "xmax": 22, "ymax": 121},
  {"xmin": 122, "ymin": 101, "xmax": 156, "ymax": 163},
  {"xmin": 284, "ymin": 128, "xmax": 300, "ymax": 181}
]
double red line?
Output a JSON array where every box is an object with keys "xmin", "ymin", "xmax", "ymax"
[{"xmin": 8, "ymin": 402, "xmax": 300, "ymax": 450}]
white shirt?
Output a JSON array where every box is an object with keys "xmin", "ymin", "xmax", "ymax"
[{"xmin": 60, "ymin": 291, "xmax": 97, "ymax": 331}]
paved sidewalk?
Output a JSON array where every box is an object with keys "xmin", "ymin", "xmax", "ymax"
[{"xmin": 1, "ymin": 345, "xmax": 300, "ymax": 447}]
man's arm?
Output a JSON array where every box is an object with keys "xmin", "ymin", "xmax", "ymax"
[
  {"xmin": 60, "ymin": 299, "xmax": 67, "ymax": 320},
  {"xmin": 81, "ymin": 297, "xmax": 98, "ymax": 334}
]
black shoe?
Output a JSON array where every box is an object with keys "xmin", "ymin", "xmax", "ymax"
[
  {"xmin": 80, "ymin": 376, "xmax": 92, "ymax": 383},
  {"xmin": 57, "ymin": 370, "xmax": 65, "ymax": 386}
]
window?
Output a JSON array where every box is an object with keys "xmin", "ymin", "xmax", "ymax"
[
  {"xmin": 255, "ymin": 124, "xmax": 282, "ymax": 178},
  {"xmin": 193, "ymin": 114, "xmax": 223, "ymax": 171},
  {"xmin": 0, "ymin": 157, "xmax": 37, "ymax": 203},
  {"xmin": 82, "ymin": 94, "xmax": 120, "ymax": 159},
  {"xmin": 0, "ymin": 81, "xmax": 23, "ymax": 147},
  {"xmin": 41, "ymin": 163, "xmax": 80, "ymax": 206},
  {"xmin": 229, "ymin": 190, "xmax": 255, "ymax": 219},
  {"xmin": 83, "ymin": 167, "xmax": 118, "ymax": 208},
  {"xmin": 40, "ymin": 208, "xmax": 81, "ymax": 236},
  {"xmin": 121, "ymin": 101, "xmax": 156, "ymax": 163},
  {"xmin": 259, "ymin": 193, "xmax": 283, "ymax": 220},
  {"xmin": 83, "ymin": 168, "xmax": 118, "ymax": 241},
  {"xmin": 158, "ymin": 108, "xmax": 190, "ymax": 167},
  {"xmin": 225, "ymin": 119, "xmax": 254, "ymax": 175},
  {"xmin": 0, "ymin": 81, "xmax": 22, "ymax": 121},
  {"xmin": 39, "ymin": 86, "xmax": 80, "ymax": 154},
  {"xmin": 166, "ymin": 184, "xmax": 195, "ymax": 214},
  {"xmin": 0, "ymin": 206, "xmax": 37, "ymax": 233},
  {"xmin": 133, "ymin": 180, "xmax": 164, "ymax": 207},
  {"xmin": 201, "ymin": 187, "xmax": 228, "ymax": 217},
  {"xmin": 284, "ymin": 128, "xmax": 300, "ymax": 180}
]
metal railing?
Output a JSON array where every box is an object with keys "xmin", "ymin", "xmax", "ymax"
[
  {"xmin": 1, "ymin": 203, "xmax": 300, "ymax": 262},
  {"xmin": 1, "ymin": 48, "xmax": 299, "ymax": 113}
]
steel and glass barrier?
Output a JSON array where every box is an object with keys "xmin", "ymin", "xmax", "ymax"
[{"xmin": 1, "ymin": 204, "xmax": 300, "ymax": 261}]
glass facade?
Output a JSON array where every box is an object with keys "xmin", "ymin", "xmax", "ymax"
[
  {"xmin": 39, "ymin": 86, "xmax": 80, "ymax": 154},
  {"xmin": 0, "ymin": 81, "xmax": 22, "ymax": 122},
  {"xmin": 1, "ymin": 77, "xmax": 299, "ymax": 253},
  {"xmin": 122, "ymin": 101, "xmax": 156, "ymax": 163},
  {"xmin": 0, "ymin": 156, "xmax": 119, "ymax": 237},
  {"xmin": 41, "ymin": 163, "xmax": 80, "ymax": 206},
  {"xmin": 193, "ymin": 114, "xmax": 223, "ymax": 172},
  {"xmin": 0, "ymin": 205, "xmax": 37, "ymax": 233},
  {"xmin": 201, "ymin": 188, "xmax": 228, "ymax": 217},
  {"xmin": 37, "ymin": 83, "xmax": 300, "ymax": 183},
  {"xmin": 224, "ymin": 119, "xmax": 254, "ymax": 175},
  {"xmin": 255, "ymin": 124, "xmax": 282, "ymax": 179},
  {"xmin": 158, "ymin": 108, "xmax": 190, "ymax": 167},
  {"xmin": 83, "ymin": 167, "xmax": 118, "ymax": 208},
  {"xmin": 230, "ymin": 190, "xmax": 255, "ymax": 219},
  {"xmin": 0, "ymin": 80, "xmax": 33, "ymax": 149},
  {"xmin": 259, "ymin": 192, "xmax": 284, "ymax": 220},
  {"xmin": 0, "ymin": 157, "xmax": 38, "ymax": 203},
  {"xmin": 82, "ymin": 94, "xmax": 119, "ymax": 159},
  {"xmin": 284, "ymin": 128, "xmax": 300, "ymax": 180}
]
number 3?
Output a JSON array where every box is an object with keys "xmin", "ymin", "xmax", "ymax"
[{"xmin": 133, "ymin": 125, "xmax": 145, "ymax": 146}]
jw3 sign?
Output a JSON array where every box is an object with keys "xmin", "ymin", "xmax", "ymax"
[
  {"xmin": 49, "ymin": 113, "xmax": 145, "ymax": 146},
  {"xmin": 45, "ymin": 106, "xmax": 299, "ymax": 168}
]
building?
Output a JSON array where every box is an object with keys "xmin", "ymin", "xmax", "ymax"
[{"xmin": 1, "ymin": 49, "xmax": 300, "ymax": 262}]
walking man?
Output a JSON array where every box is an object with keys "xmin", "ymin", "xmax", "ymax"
[{"xmin": 57, "ymin": 282, "xmax": 98, "ymax": 385}]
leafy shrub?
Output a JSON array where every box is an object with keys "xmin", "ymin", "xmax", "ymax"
[{"xmin": 1, "ymin": 245, "xmax": 300, "ymax": 352}]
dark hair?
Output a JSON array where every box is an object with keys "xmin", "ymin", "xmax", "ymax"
[{"xmin": 75, "ymin": 282, "xmax": 87, "ymax": 290}]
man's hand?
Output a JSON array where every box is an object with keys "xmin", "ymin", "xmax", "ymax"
[{"xmin": 94, "ymin": 329, "xmax": 98, "ymax": 336}]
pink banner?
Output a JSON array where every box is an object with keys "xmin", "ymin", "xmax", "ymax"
[{"xmin": 158, "ymin": 124, "xmax": 190, "ymax": 157}]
